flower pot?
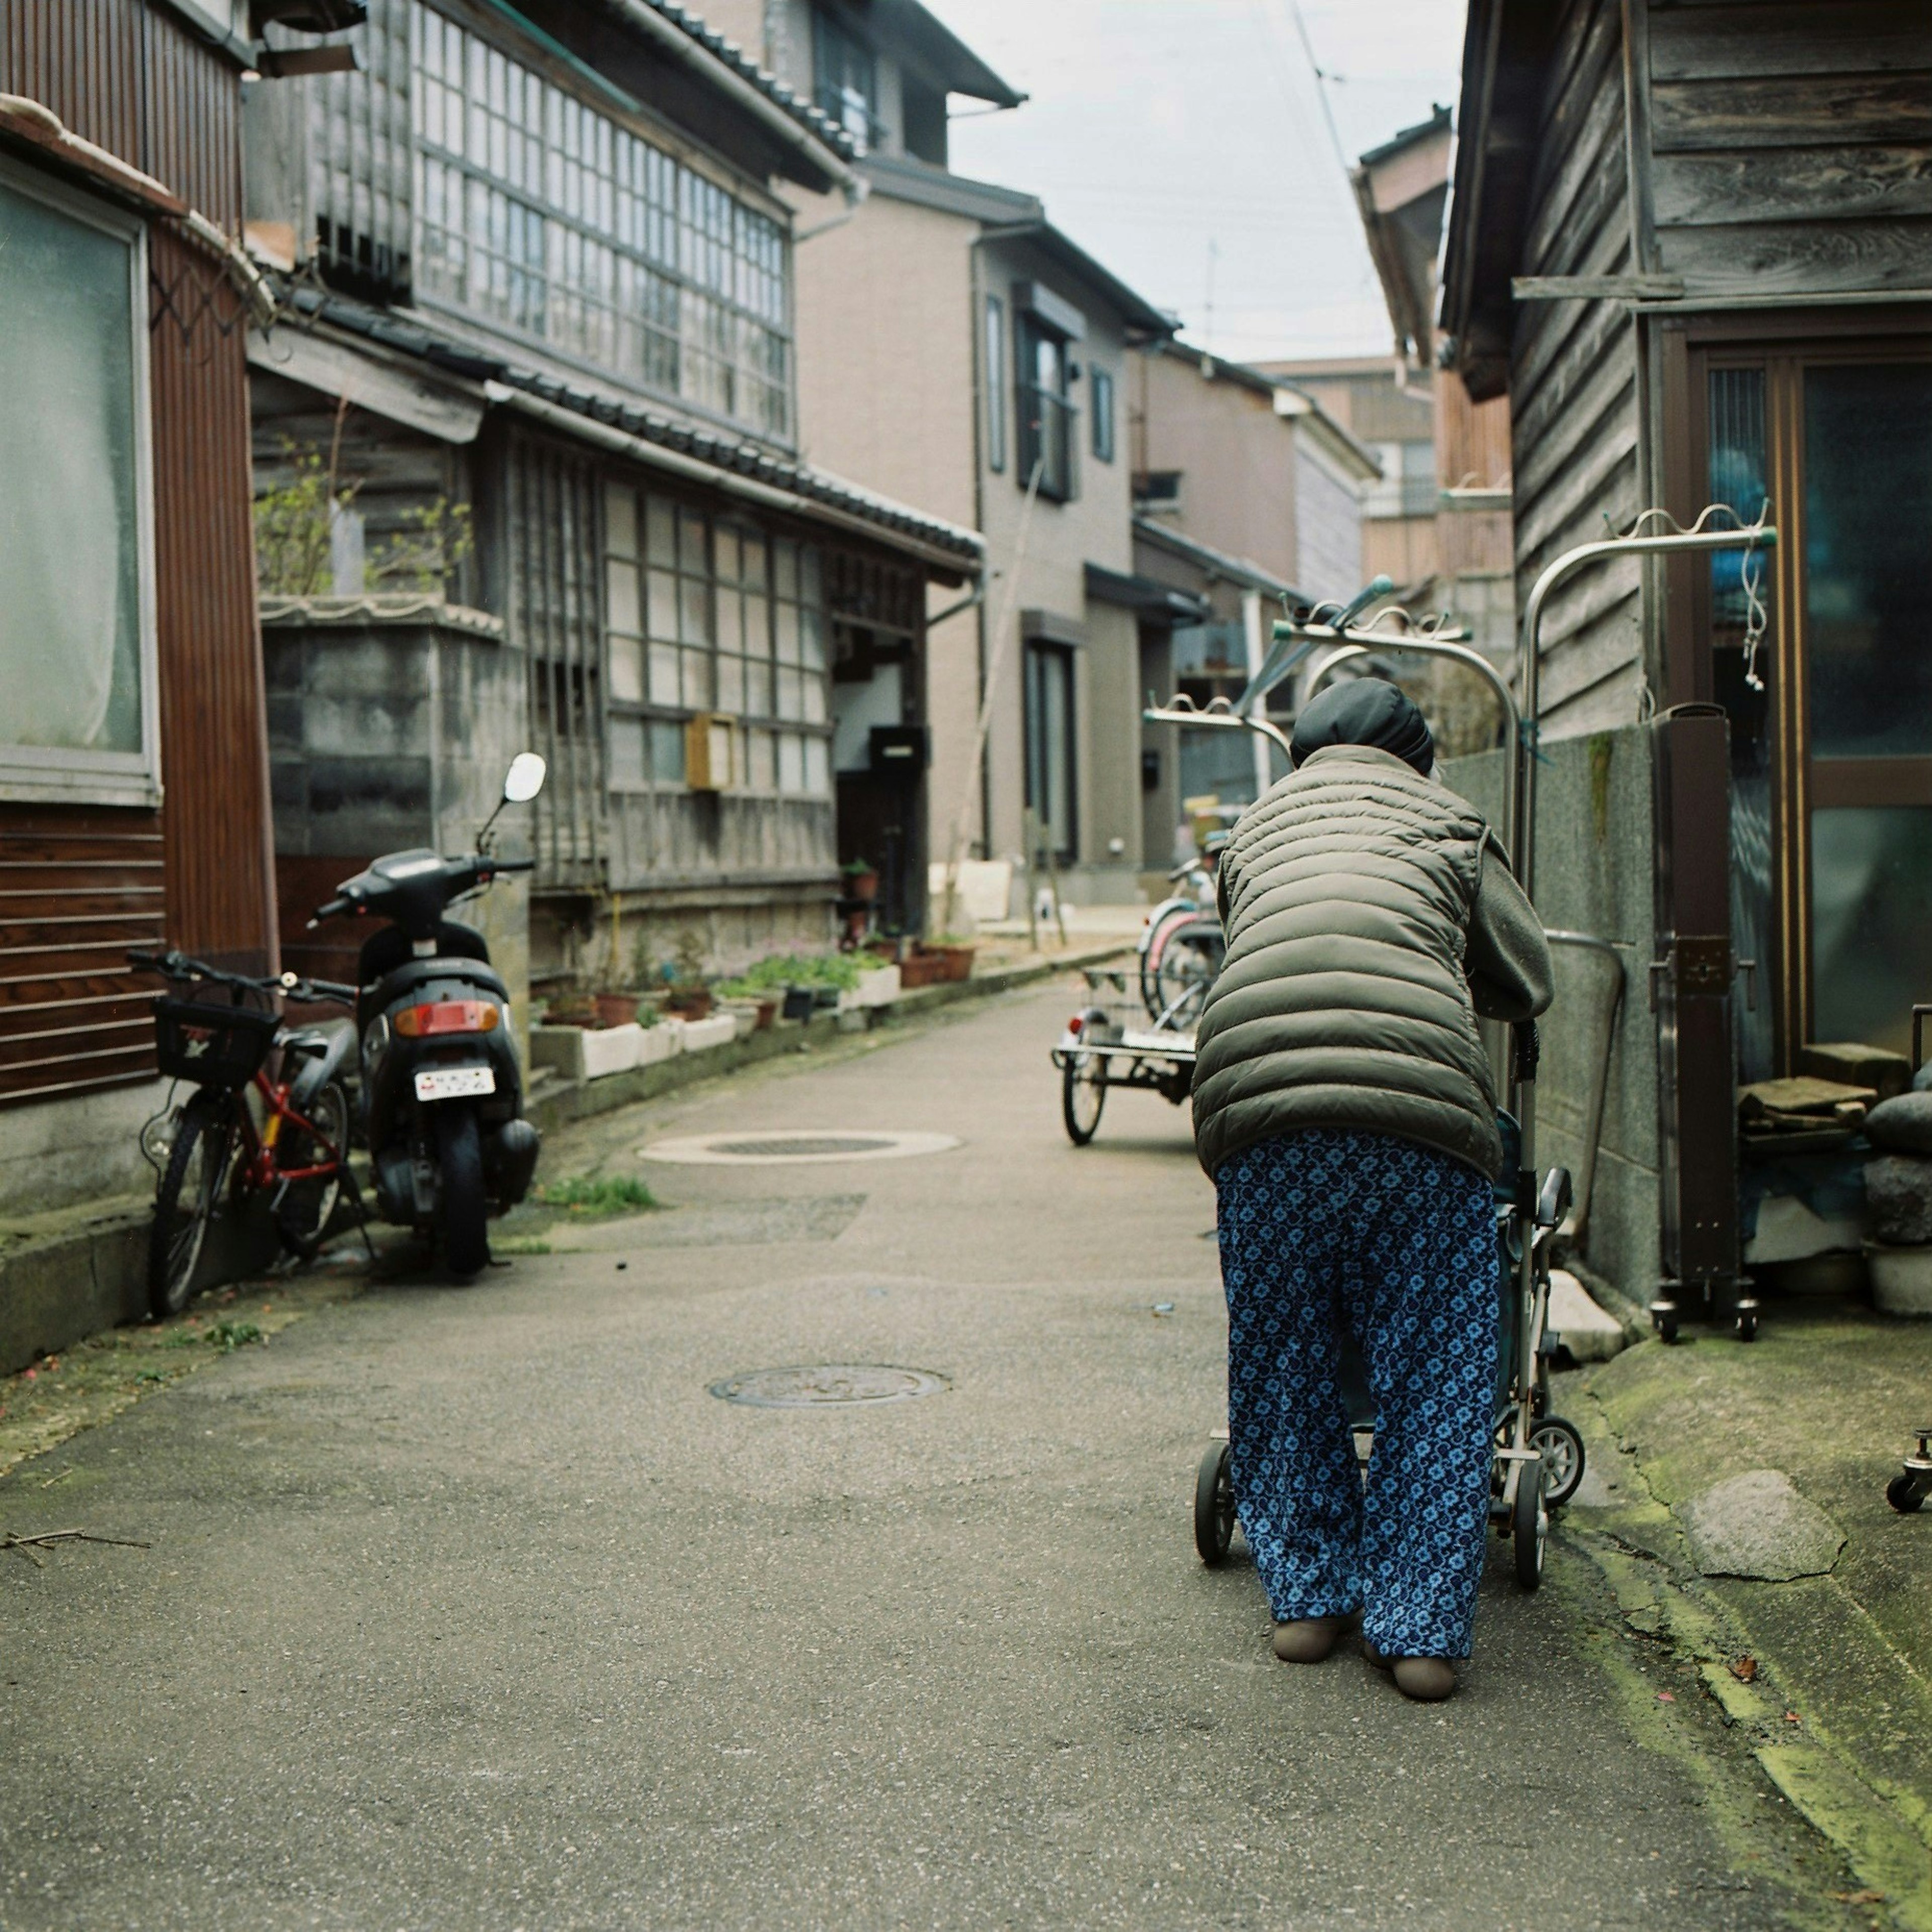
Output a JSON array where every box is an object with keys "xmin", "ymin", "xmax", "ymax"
[
  {"xmin": 663, "ymin": 989, "xmax": 713, "ymax": 1020},
  {"xmin": 844, "ymin": 867, "xmax": 879, "ymax": 903},
  {"xmin": 898, "ymin": 953, "xmax": 944, "ymax": 990},
  {"xmin": 928, "ymin": 944, "xmax": 975, "ymax": 983},
  {"xmin": 593, "ymin": 992, "xmax": 639, "ymax": 1028},
  {"xmin": 542, "ymin": 998, "xmax": 597, "ymax": 1029}
]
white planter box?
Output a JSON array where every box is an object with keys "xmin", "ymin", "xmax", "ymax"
[
  {"xmin": 529, "ymin": 1022, "xmax": 642, "ymax": 1082},
  {"xmin": 580, "ymin": 1022, "xmax": 643, "ymax": 1080},
  {"xmin": 637, "ymin": 1022, "xmax": 680, "ymax": 1065},
  {"xmin": 680, "ymin": 1013, "xmax": 737, "ymax": 1053},
  {"xmin": 854, "ymin": 963, "xmax": 901, "ymax": 1008},
  {"xmin": 719, "ymin": 1000, "xmax": 763, "ymax": 1040}
]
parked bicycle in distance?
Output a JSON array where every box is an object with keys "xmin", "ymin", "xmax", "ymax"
[{"xmin": 130, "ymin": 949, "xmax": 360, "ymax": 1319}]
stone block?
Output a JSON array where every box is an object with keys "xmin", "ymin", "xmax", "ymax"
[
  {"xmin": 1864, "ymin": 1154, "xmax": 1932, "ymax": 1246},
  {"xmin": 1865, "ymin": 1092, "xmax": 1932, "ymax": 1156},
  {"xmin": 1547, "ymin": 1269, "xmax": 1626, "ymax": 1361},
  {"xmin": 1798, "ymin": 1041, "xmax": 1911, "ymax": 1101},
  {"xmin": 1866, "ymin": 1242, "xmax": 1932, "ymax": 1317},
  {"xmin": 580, "ymin": 1023, "xmax": 643, "ymax": 1080},
  {"xmin": 1681, "ymin": 1469, "xmax": 1843, "ymax": 1580}
]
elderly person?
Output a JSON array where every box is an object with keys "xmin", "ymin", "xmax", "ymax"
[{"xmin": 1192, "ymin": 679, "xmax": 1552, "ymax": 1703}]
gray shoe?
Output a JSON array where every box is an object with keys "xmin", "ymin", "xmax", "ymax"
[
  {"xmin": 1271, "ymin": 1615, "xmax": 1353, "ymax": 1663},
  {"xmin": 1363, "ymin": 1640, "xmax": 1457, "ymax": 1701}
]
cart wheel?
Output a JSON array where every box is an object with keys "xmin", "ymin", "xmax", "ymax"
[
  {"xmin": 1194, "ymin": 1441, "xmax": 1235, "ymax": 1566},
  {"xmin": 1735, "ymin": 1308, "xmax": 1758, "ymax": 1343},
  {"xmin": 1512, "ymin": 1458, "xmax": 1547, "ymax": 1590},
  {"xmin": 1062, "ymin": 1053, "xmax": 1107, "ymax": 1145},
  {"xmin": 1530, "ymin": 1416, "xmax": 1586, "ymax": 1507},
  {"xmin": 1887, "ymin": 1472, "xmax": 1926, "ymax": 1514}
]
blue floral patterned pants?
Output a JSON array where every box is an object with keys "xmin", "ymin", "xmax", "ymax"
[{"xmin": 1215, "ymin": 1128, "xmax": 1499, "ymax": 1659}]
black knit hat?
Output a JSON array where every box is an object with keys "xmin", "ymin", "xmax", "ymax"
[{"xmin": 1289, "ymin": 678, "xmax": 1435, "ymax": 775}]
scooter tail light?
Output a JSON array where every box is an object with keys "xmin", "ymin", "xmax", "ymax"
[
  {"xmin": 1068, "ymin": 1015, "xmax": 1084, "ymax": 1034},
  {"xmin": 394, "ymin": 1000, "xmax": 499, "ymax": 1037}
]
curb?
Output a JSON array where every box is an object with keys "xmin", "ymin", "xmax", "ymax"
[{"xmin": 525, "ymin": 940, "xmax": 1133, "ymax": 1137}]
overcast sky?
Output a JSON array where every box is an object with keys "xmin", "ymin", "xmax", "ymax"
[{"xmin": 922, "ymin": 1, "xmax": 1467, "ymax": 363}]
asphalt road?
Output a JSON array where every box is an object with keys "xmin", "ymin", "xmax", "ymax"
[{"xmin": 0, "ymin": 981, "xmax": 1857, "ymax": 1929}]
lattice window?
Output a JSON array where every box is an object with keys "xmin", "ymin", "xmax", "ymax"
[{"xmin": 410, "ymin": 5, "xmax": 793, "ymax": 441}]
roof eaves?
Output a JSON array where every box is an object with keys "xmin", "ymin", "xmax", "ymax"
[
  {"xmin": 629, "ymin": 0, "xmax": 859, "ymax": 165},
  {"xmin": 1000, "ymin": 220, "xmax": 1176, "ymax": 339},
  {"xmin": 872, "ymin": 0, "xmax": 1026, "ymax": 109},
  {"xmin": 1357, "ymin": 102, "xmax": 1451, "ymax": 171},
  {"xmin": 280, "ymin": 286, "xmax": 982, "ymax": 567},
  {"xmin": 1132, "ymin": 515, "xmax": 1303, "ymax": 602}
]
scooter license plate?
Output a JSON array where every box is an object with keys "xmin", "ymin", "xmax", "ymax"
[{"xmin": 414, "ymin": 1064, "xmax": 496, "ymax": 1101}]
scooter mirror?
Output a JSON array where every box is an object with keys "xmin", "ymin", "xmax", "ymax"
[{"xmin": 503, "ymin": 752, "xmax": 547, "ymax": 804}]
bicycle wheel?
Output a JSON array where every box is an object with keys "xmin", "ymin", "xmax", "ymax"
[
  {"xmin": 1153, "ymin": 924, "xmax": 1223, "ymax": 1019},
  {"xmin": 148, "ymin": 1096, "xmax": 234, "ymax": 1318},
  {"xmin": 1062, "ymin": 1052, "xmax": 1106, "ymax": 1145},
  {"xmin": 436, "ymin": 1105, "xmax": 490, "ymax": 1280},
  {"xmin": 1139, "ymin": 906, "xmax": 1201, "ymax": 1017},
  {"xmin": 275, "ymin": 1080, "xmax": 349, "ymax": 1263}
]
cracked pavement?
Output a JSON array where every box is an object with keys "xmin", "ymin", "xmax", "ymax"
[{"xmin": 0, "ymin": 981, "xmax": 1877, "ymax": 1929}]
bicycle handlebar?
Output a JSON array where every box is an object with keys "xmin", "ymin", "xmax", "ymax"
[{"xmin": 126, "ymin": 950, "xmax": 354, "ymax": 1007}]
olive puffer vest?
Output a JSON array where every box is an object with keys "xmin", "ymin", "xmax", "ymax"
[{"xmin": 1191, "ymin": 747, "xmax": 1502, "ymax": 1180}]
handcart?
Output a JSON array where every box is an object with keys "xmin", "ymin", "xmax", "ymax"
[
  {"xmin": 1051, "ymin": 968, "xmax": 1199, "ymax": 1146},
  {"xmin": 1181, "ymin": 513, "xmax": 1778, "ymax": 1591}
]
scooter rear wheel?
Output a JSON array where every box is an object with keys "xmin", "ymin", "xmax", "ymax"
[{"xmin": 436, "ymin": 1105, "xmax": 490, "ymax": 1279}]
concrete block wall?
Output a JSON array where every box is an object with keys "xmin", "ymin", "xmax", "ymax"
[
  {"xmin": 263, "ymin": 598, "xmax": 532, "ymax": 1042},
  {"xmin": 1442, "ymin": 723, "xmax": 1659, "ymax": 1303}
]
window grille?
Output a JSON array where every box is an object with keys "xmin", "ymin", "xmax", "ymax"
[
  {"xmin": 409, "ymin": 5, "xmax": 793, "ymax": 440},
  {"xmin": 604, "ymin": 482, "xmax": 831, "ymax": 800}
]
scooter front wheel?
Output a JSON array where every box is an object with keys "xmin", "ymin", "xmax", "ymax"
[{"xmin": 436, "ymin": 1105, "xmax": 490, "ymax": 1279}]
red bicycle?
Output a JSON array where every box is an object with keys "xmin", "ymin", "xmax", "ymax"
[{"xmin": 130, "ymin": 949, "xmax": 361, "ymax": 1318}]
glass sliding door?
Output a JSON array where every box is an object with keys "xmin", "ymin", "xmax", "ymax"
[{"xmin": 1695, "ymin": 337, "xmax": 1932, "ymax": 1064}]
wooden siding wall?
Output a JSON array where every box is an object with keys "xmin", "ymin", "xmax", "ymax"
[
  {"xmin": 1508, "ymin": 0, "xmax": 1645, "ymax": 740},
  {"xmin": 0, "ymin": 0, "xmax": 273, "ymax": 1105},
  {"xmin": 1648, "ymin": 1, "xmax": 1932, "ymax": 297}
]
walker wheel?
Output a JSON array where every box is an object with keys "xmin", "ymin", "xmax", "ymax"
[
  {"xmin": 1887, "ymin": 1472, "xmax": 1926, "ymax": 1515},
  {"xmin": 1194, "ymin": 1440, "xmax": 1235, "ymax": 1566},
  {"xmin": 1530, "ymin": 1416, "xmax": 1586, "ymax": 1507},
  {"xmin": 1512, "ymin": 1458, "xmax": 1547, "ymax": 1590}
]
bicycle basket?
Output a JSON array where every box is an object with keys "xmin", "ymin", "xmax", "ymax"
[{"xmin": 153, "ymin": 997, "xmax": 279, "ymax": 1088}]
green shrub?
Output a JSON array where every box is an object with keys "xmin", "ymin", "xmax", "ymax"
[{"xmin": 715, "ymin": 951, "xmax": 863, "ymax": 998}]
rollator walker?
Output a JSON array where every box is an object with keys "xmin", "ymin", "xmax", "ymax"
[{"xmin": 1180, "ymin": 516, "xmax": 1779, "ymax": 1590}]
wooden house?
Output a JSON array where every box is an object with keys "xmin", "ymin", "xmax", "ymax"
[
  {"xmin": 1442, "ymin": 0, "xmax": 1932, "ymax": 1324},
  {"xmin": 0, "ymin": 0, "xmax": 284, "ymax": 1214},
  {"xmin": 243, "ymin": 0, "xmax": 982, "ymax": 993}
]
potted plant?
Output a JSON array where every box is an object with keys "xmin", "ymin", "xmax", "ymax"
[
  {"xmin": 660, "ymin": 927, "xmax": 712, "ymax": 1019},
  {"xmin": 842, "ymin": 856, "xmax": 880, "ymax": 903},
  {"xmin": 593, "ymin": 990, "xmax": 639, "ymax": 1028}
]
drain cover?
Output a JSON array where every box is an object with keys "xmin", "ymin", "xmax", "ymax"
[
  {"xmin": 640, "ymin": 1130, "xmax": 959, "ymax": 1166},
  {"xmin": 709, "ymin": 1363, "xmax": 949, "ymax": 1408},
  {"xmin": 712, "ymin": 1135, "xmax": 895, "ymax": 1157}
]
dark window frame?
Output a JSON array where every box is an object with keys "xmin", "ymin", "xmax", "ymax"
[
  {"xmin": 1090, "ymin": 365, "xmax": 1115, "ymax": 464},
  {"xmin": 1023, "ymin": 638, "xmax": 1078, "ymax": 864},
  {"xmin": 1015, "ymin": 313, "xmax": 1078, "ymax": 503}
]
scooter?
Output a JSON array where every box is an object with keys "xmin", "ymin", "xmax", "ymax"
[{"xmin": 307, "ymin": 753, "xmax": 547, "ymax": 1277}]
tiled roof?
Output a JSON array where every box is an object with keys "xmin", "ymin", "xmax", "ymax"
[
  {"xmin": 638, "ymin": 0, "xmax": 857, "ymax": 162},
  {"xmin": 277, "ymin": 285, "xmax": 982, "ymax": 567}
]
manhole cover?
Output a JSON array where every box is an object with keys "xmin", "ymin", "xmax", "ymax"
[
  {"xmin": 639, "ymin": 1130, "xmax": 959, "ymax": 1166},
  {"xmin": 713, "ymin": 1135, "xmax": 893, "ymax": 1157},
  {"xmin": 709, "ymin": 1364, "xmax": 949, "ymax": 1408}
]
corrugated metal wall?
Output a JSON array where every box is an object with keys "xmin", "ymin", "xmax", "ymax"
[{"xmin": 0, "ymin": 0, "xmax": 272, "ymax": 1105}]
